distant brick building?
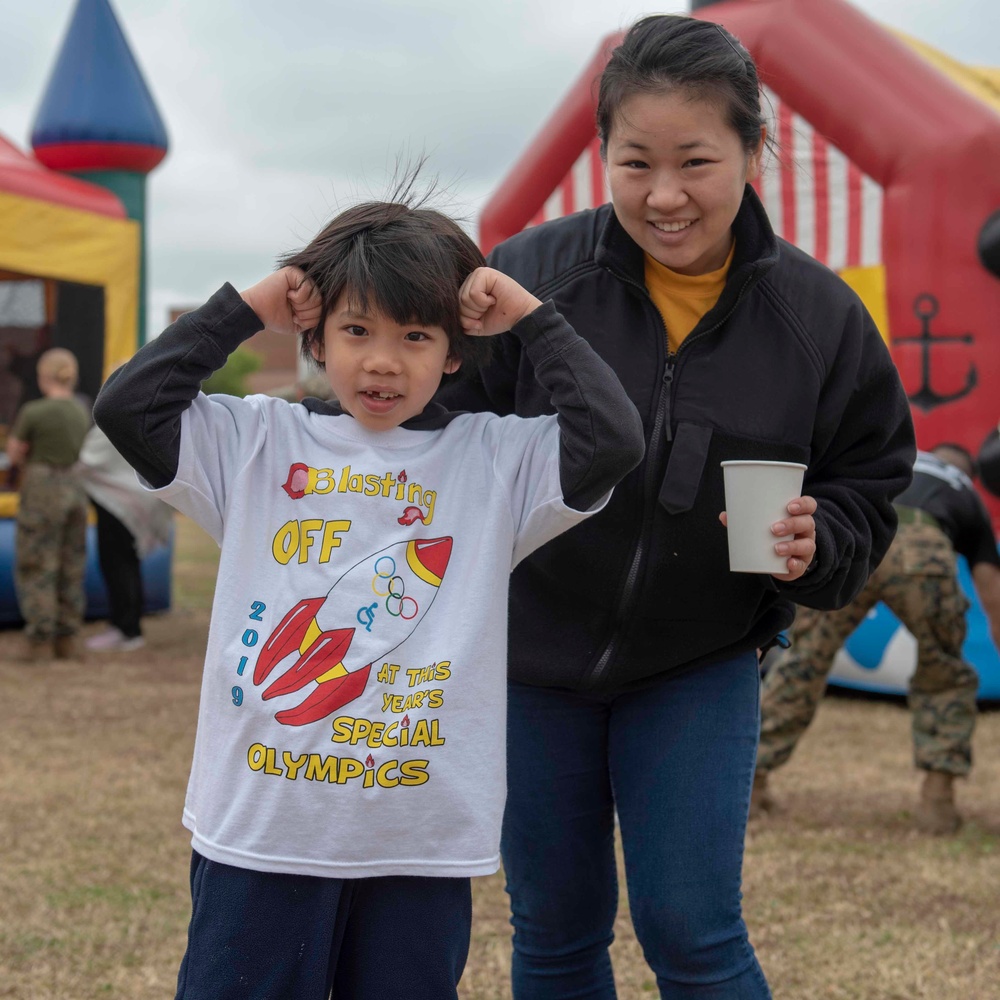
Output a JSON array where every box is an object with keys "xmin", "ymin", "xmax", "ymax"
[{"xmin": 168, "ymin": 307, "xmax": 300, "ymax": 397}]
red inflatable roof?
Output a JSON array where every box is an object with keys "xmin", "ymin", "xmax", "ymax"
[{"xmin": 0, "ymin": 132, "xmax": 125, "ymax": 217}]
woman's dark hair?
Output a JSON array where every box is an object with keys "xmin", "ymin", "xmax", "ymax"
[
  {"xmin": 279, "ymin": 173, "xmax": 490, "ymax": 374},
  {"xmin": 597, "ymin": 15, "xmax": 767, "ymax": 158}
]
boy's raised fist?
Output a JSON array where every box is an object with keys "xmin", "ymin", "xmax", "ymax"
[{"xmin": 241, "ymin": 267, "xmax": 323, "ymax": 336}]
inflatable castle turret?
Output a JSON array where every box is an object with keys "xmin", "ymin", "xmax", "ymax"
[{"xmin": 30, "ymin": 0, "xmax": 168, "ymax": 346}]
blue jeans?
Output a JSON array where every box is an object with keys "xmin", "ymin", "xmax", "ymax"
[
  {"xmin": 502, "ymin": 652, "xmax": 771, "ymax": 999},
  {"xmin": 175, "ymin": 852, "xmax": 471, "ymax": 1000}
]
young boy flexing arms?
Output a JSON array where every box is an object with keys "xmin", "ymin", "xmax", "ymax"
[{"xmin": 94, "ymin": 197, "xmax": 643, "ymax": 1000}]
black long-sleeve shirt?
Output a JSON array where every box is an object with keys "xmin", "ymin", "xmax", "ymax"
[{"xmin": 94, "ymin": 284, "xmax": 644, "ymax": 515}]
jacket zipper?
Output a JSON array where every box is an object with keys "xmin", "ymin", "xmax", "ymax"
[
  {"xmin": 584, "ymin": 359, "xmax": 673, "ymax": 688},
  {"xmin": 582, "ymin": 273, "xmax": 754, "ymax": 690}
]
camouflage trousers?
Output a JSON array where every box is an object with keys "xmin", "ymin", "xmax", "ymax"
[
  {"xmin": 757, "ymin": 519, "xmax": 978, "ymax": 777},
  {"xmin": 14, "ymin": 464, "xmax": 89, "ymax": 642}
]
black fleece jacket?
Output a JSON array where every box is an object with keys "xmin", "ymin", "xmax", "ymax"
[{"xmin": 437, "ymin": 187, "xmax": 916, "ymax": 692}]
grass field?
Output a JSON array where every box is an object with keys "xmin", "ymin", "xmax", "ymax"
[{"xmin": 2, "ymin": 514, "xmax": 999, "ymax": 999}]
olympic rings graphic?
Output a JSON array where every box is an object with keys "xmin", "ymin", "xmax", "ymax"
[
  {"xmin": 371, "ymin": 557, "xmax": 397, "ymax": 597},
  {"xmin": 386, "ymin": 595, "xmax": 418, "ymax": 620},
  {"xmin": 370, "ymin": 555, "xmax": 418, "ymax": 619}
]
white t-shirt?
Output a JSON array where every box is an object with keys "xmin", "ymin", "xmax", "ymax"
[{"xmin": 152, "ymin": 392, "xmax": 602, "ymax": 878}]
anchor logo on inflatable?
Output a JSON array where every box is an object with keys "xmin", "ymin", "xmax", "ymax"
[{"xmin": 895, "ymin": 295, "xmax": 977, "ymax": 413}]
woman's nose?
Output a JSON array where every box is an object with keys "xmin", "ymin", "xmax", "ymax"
[{"xmin": 647, "ymin": 172, "xmax": 688, "ymax": 211}]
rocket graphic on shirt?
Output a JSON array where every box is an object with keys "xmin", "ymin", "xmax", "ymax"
[{"xmin": 254, "ymin": 537, "xmax": 453, "ymax": 726}]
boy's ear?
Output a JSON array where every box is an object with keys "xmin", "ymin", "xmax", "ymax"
[
  {"xmin": 443, "ymin": 355, "xmax": 461, "ymax": 375},
  {"xmin": 310, "ymin": 337, "xmax": 325, "ymax": 364}
]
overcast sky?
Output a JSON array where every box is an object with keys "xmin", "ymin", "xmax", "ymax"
[{"xmin": 2, "ymin": 0, "xmax": 998, "ymax": 338}]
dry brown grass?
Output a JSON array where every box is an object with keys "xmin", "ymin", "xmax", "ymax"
[{"xmin": 1, "ymin": 514, "xmax": 999, "ymax": 999}]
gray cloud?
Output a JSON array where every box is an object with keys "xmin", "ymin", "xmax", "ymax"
[{"xmin": 2, "ymin": 0, "xmax": 997, "ymax": 336}]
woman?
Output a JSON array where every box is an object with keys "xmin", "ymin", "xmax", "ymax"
[
  {"xmin": 77, "ymin": 421, "xmax": 173, "ymax": 652},
  {"xmin": 440, "ymin": 15, "xmax": 915, "ymax": 998}
]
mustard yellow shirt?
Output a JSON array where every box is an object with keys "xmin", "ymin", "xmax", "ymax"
[{"xmin": 644, "ymin": 243, "xmax": 735, "ymax": 354}]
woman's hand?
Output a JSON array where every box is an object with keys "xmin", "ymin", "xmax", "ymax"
[
  {"xmin": 718, "ymin": 495, "xmax": 818, "ymax": 581},
  {"xmin": 240, "ymin": 267, "xmax": 323, "ymax": 336},
  {"xmin": 770, "ymin": 495, "xmax": 818, "ymax": 581}
]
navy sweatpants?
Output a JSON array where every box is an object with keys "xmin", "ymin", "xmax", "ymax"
[{"xmin": 175, "ymin": 851, "xmax": 472, "ymax": 1000}]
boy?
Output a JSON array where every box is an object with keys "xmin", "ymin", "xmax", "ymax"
[{"xmin": 94, "ymin": 196, "xmax": 643, "ymax": 1000}]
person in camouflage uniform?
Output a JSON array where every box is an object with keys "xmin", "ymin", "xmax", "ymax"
[
  {"xmin": 753, "ymin": 444, "xmax": 1000, "ymax": 834},
  {"xmin": 6, "ymin": 348, "xmax": 90, "ymax": 660}
]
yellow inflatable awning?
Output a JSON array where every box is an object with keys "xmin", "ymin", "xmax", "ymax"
[
  {"xmin": 895, "ymin": 31, "xmax": 1000, "ymax": 116},
  {"xmin": 0, "ymin": 188, "xmax": 139, "ymax": 379}
]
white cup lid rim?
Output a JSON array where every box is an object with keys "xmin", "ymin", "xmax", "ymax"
[{"xmin": 720, "ymin": 460, "xmax": 807, "ymax": 469}]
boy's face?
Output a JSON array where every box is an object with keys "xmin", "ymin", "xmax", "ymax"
[{"xmin": 314, "ymin": 292, "xmax": 460, "ymax": 431}]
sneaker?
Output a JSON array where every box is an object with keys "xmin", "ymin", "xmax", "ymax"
[
  {"xmin": 85, "ymin": 627, "xmax": 127, "ymax": 651},
  {"xmin": 84, "ymin": 629, "xmax": 145, "ymax": 652}
]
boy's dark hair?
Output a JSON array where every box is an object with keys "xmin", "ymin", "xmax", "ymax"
[
  {"xmin": 279, "ymin": 179, "xmax": 491, "ymax": 375},
  {"xmin": 597, "ymin": 15, "xmax": 771, "ymax": 159}
]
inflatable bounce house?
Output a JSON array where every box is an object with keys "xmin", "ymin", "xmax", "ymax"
[
  {"xmin": 481, "ymin": 0, "xmax": 1000, "ymax": 698},
  {"xmin": 1, "ymin": 0, "xmax": 171, "ymax": 625}
]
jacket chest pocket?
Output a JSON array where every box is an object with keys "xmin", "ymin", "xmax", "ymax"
[
  {"xmin": 658, "ymin": 423, "xmax": 811, "ymax": 515},
  {"xmin": 659, "ymin": 423, "xmax": 713, "ymax": 514}
]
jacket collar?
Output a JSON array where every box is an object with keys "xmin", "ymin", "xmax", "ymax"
[{"xmin": 594, "ymin": 185, "xmax": 780, "ymax": 313}]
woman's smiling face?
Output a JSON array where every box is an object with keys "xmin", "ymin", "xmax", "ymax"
[{"xmin": 606, "ymin": 88, "xmax": 764, "ymax": 276}]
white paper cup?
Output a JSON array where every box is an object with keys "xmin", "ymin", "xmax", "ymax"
[{"xmin": 721, "ymin": 461, "xmax": 807, "ymax": 574}]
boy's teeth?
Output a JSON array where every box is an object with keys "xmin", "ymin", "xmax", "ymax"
[{"xmin": 654, "ymin": 220, "xmax": 693, "ymax": 232}]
